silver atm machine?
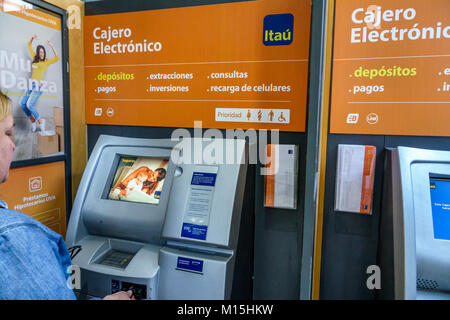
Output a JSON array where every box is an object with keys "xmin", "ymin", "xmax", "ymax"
[
  {"xmin": 65, "ymin": 135, "xmax": 253, "ymax": 300},
  {"xmin": 380, "ymin": 146, "xmax": 450, "ymax": 300}
]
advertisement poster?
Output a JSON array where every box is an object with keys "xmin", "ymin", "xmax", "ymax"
[
  {"xmin": 84, "ymin": 0, "xmax": 311, "ymax": 132},
  {"xmin": 0, "ymin": 0, "xmax": 65, "ymax": 160},
  {"xmin": 0, "ymin": 161, "xmax": 67, "ymax": 237},
  {"xmin": 330, "ymin": 0, "xmax": 450, "ymax": 136}
]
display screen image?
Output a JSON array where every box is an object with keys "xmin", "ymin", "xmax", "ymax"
[
  {"xmin": 97, "ymin": 250, "xmax": 135, "ymax": 269},
  {"xmin": 430, "ymin": 178, "xmax": 450, "ymax": 241},
  {"xmin": 108, "ymin": 156, "xmax": 168, "ymax": 205}
]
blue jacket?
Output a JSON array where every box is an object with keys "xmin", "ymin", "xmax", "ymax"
[{"xmin": 0, "ymin": 201, "xmax": 76, "ymax": 300}]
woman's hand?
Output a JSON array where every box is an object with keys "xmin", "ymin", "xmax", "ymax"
[
  {"xmin": 46, "ymin": 40, "xmax": 58, "ymax": 56},
  {"xmin": 103, "ymin": 290, "xmax": 135, "ymax": 300},
  {"xmin": 30, "ymin": 34, "xmax": 37, "ymax": 42}
]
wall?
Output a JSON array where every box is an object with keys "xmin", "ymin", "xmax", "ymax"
[{"xmin": 44, "ymin": 0, "xmax": 86, "ymax": 201}]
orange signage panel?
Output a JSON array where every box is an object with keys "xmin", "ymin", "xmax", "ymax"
[
  {"xmin": 84, "ymin": 0, "xmax": 311, "ymax": 131},
  {"xmin": 0, "ymin": 0, "xmax": 61, "ymax": 30},
  {"xmin": 0, "ymin": 161, "xmax": 67, "ymax": 237},
  {"xmin": 330, "ymin": 0, "xmax": 450, "ymax": 136}
]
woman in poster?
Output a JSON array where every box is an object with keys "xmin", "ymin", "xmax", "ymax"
[
  {"xmin": 19, "ymin": 34, "xmax": 59, "ymax": 132},
  {"xmin": 117, "ymin": 166, "xmax": 167, "ymax": 197}
]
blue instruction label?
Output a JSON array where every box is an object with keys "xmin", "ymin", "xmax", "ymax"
[
  {"xmin": 191, "ymin": 172, "xmax": 217, "ymax": 187},
  {"xmin": 181, "ymin": 222, "xmax": 208, "ymax": 240}
]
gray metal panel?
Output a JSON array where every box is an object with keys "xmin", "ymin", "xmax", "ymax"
[
  {"xmin": 158, "ymin": 246, "xmax": 232, "ymax": 300},
  {"xmin": 162, "ymin": 139, "xmax": 246, "ymax": 249},
  {"xmin": 67, "ymin": 134, "xmax": 107, "ymax": 246},
  {"xmin": 390, "ymin": 148, "xmax": 411, "ymax": 299}
]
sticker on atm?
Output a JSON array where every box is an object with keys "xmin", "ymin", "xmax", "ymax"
[
  {"xmin": 181, "ymin": 223, "xmax": 208, "ymax": 240},
  {"xmin": 177, "ymin": 257, "xmax": 204, "ymax": 273},
  {"xmin": 181, "ymin": 166, "xmax": 218, "ymax": 241}
]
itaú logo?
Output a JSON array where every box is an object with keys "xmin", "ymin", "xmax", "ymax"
[{"xmin": 263, "ymin": 13, "xmax": 294, "ymax": 46}]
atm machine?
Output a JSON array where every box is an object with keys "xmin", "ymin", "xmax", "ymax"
[
  {"xmin": 379, "ymin": 146, "xmax": 450, "ymax": 300},
  {"xmin": 65, "ymin": 135, "xmax": 253, "ymax": 300}
]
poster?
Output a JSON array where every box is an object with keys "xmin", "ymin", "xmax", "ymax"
[
  {"xmin": 330, "ymin": 0, "xmax": 450, "ymax": 136},
  {"xmin": 0, "ymin": 0, "xmax": 65, "ymax": 160},
  {"xmin": 0, "ymin": 161, "xmax": 67, "ymax": 237},
  {"xmin": 84, "ymin": 0, "xmax": 311, "ymax": 132}
]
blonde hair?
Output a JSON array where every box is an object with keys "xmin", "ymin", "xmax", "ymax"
[{"xmin": 0, "ymin": 91, "xmax": 11, "ymax": 122}]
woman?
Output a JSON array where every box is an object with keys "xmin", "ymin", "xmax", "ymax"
[
  {"xmin": 117, "ymin": 166, "xmax": 167, "ymax": 197},
  {"xmin": 141, "ymin": 168, "xmax": 166, "ymax": 196},
  {"xmin": 19, "ymin": 34, "xmax": 59, "ymax": 132},
  {"xmin": 0, "ymin": 92, "xmax": 132, "ymax": 300}
]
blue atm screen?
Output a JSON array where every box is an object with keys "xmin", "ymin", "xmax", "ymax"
[{"xmin": 430, "ymin": 178, "xmax": 450, "ymax": 241}]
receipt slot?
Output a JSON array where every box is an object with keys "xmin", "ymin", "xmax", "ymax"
[
  {"xmin": 66, "ymin": 135, "xmax": 253, "ymax": 299},
  {"xmin": 380, "ymin": 147, "xmax": 450, "ymax": 300}
]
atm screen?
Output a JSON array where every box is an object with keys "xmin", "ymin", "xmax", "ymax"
[
  {"xmin": 430, "ymin": 178, "xmax": 450, "ymax": 241},
  {"xmin": 108, "ymin": 156, "xmax": 168, "ymax": 205}
]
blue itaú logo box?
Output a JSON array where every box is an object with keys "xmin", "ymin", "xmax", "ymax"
[{"xmin": 263, "ymin": 13, "xmax": 294, "ymax": 46}]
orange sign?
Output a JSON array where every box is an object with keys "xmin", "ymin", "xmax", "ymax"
[
  {"xmin": 330, "ymin": 0, "xmax": 450, "ymax": 136},
  {"xmin": 0, "ymin": 161, "xmax": 67, "ymax": 237},
  {"xmin": 84, "ymin": 0, "xmax": 311, "ymax": 131},
  {"xmin": 0, "ymin": 0, "xmax": 61, "ymax": 31}
]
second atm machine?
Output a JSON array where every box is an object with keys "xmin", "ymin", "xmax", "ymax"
[
  {"xmin": 65, "ymin": 135, "xmax": 253, "ymax": 299},
  {"xmin": 380, "ymin": 147, "xmax": 450, "ymax": 300}
]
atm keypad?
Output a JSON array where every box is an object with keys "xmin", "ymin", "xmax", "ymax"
[{"xmin": 98, "ymin": 250, "xmax": 134, "ymax": 269}]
